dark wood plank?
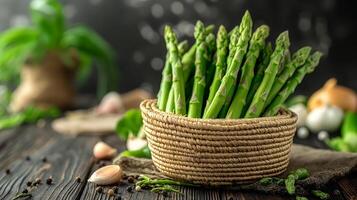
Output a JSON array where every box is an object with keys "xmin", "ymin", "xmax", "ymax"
[
  {"xmin": 1, "ymin": 123, "xmax": 356, "ymax": 200},
  {"xmin": 0, "ymin": 124, "xmax": 99, "ymax": 200},
  {"xmin": 338, "ymin": 176, "xmax": 357, "ymax": 200},
  {"xmin": 220, "ymin": 190, "xmax": 287, "ymax": 200}
]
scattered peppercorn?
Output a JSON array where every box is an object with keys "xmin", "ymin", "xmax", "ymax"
[
  {"xmin": 126, "ymin": 186, "xmax": 133, "ymax": 193},
  {"xmin": 25, "ymin": 156, "xmax": 31, "ymax": 161},
  {"xmin": 26, "ymin": 181, "xmax": 32, "ymax": 187},
  {"xmin": 46, "ymin": 177, "xmax": 53, "ymax": 185},
  {"xmin": 127, "ymin": 176, "xmax": 135, "ymax": 183},
  {"xmin": 108, "ymin": 189, "xmax": 115, "ymax": 196},
  {"xmin": 162, "ymin": 191, "xmax": 168, "ymax": 197},
  {"xmin": 112, "ymin": 186, "xmax": 119, "ymax": 193},
  {"xmin": 5, "ymin": 169, "xmax": 10, "ymax": 174},
  {"xmin": 22, "ymin": 189, "xmax": 28, "ymax": 193},
  {"xmin": 42, "ymin": 157, "xmax": 47, "ymax": 162},
  {"xmin": 75, "ymin": 176, "xmax": 81, "ymax": 183},
  {"xmin": 96, "ymin": 186, "xmax": 103, "ymax": 193}
]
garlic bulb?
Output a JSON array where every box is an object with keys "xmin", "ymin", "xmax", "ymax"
[
  {"xmin": 88, "ymin": 165, "xmax": 123, "ymax": 185},
  {"xmin": 93, "ymin": 141, "xmax": 117, "ymax": 159},
  {"xmin": 289, "ymin": 104, "xmax": 307, "ymax": 127},
  {"xmin": 306, "ymin": 104, "xmax": 344, "ymax": 132}
]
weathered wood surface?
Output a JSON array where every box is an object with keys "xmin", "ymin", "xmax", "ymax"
[{"xmin": 0, "ymin": 123, "xmax": 355, "ymax": 200}]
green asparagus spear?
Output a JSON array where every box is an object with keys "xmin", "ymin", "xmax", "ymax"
[
  {"xmin": 157, "ymin": 52, "xmax": 171, "ymax": 110},
  {"xmin": 205, "ymin": 26, "xmax": 229, "ymax": 113},
  {"xmin": 165, "ymin": 26, "xmax": 186, "ymax": 115},
  {"xmin": 205, "ymin": 24, "xmax": 215, "ymax": 34},
  {"xmin": 165, "ymin": 90, "xmax": 175, "ymax": 113},
  {"xmin": 203, "ymin": 24, "xmax": 216, "ymax": 87},
  {"xmin": 160, "ymin": 40, "xmax": 189, "ymax": 112},
  {"xmin": 263, "ymin": 51, "xmax": 322, "ymax": 116},
  {"xmin": 243, "ymin": 42, "xmax": 273, "ymax": 116},
  {"xmin": 182, "ymin": 45, "xmax": 197, "ymax": 82},
  {"xmin": 218, "ymin": 13, "xmax": 256, "ymax": 118},
  {"xmin": 277, "ymin": 49, "xmax": 291, "ymax": 75},
  {"xmin": 178, "ymin": 40, "xmax": 189, "ymax": 55},
  {"xmin": 166, "ymin": 22, "xmax": 209, "ymax": 113},
  {"xmin": 188, "ymin": 42, "xmax": 209, "ymax": 118},
  {"xmin": 204, "ymin": 33, "xmax": 217, "ymax": 100},
  {"xmin": 226, "ymin": 26, "xmax": 239, "ymax": 70},
  {"xmin": 157, "ymin": 38, "xmax": 187, "ymax": 110},
  {"xmin": 244, "ymin": 31, "xmax": 290, "ymax": 118},
  {"xmin": 182, "ymin": 23, "xmax": 212, "ymax": 83},
  {"xmin": 226, "ymin": 25, "xmax": 270, "ymax": 119},
  {"xmin": 204, "ymin": 11, "xmax": 252, "ymax": 119},
  {"xmin": 264, "ymin": 46, "xmax": 311, "ymax": 108}
]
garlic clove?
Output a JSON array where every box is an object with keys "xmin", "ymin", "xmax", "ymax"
[
  {"xmin": 93, "ymin": 141, "xmax": 117, "ymax": 159},
  {"xmin": 126, "ymin": 137, "xmax": 148, "ymax": 151},
  {"xmin": 88, "ymin": 165, "xmax": 123, "ymax": 185}
]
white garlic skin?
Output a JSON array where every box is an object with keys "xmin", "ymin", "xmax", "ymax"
[
  {"xmin": 93, "ymin": 141, "xmax": 117, "ymax": 159},
  {"xmin": 88, "ymin": 165, "xmax": 123, "ymax": 185}
]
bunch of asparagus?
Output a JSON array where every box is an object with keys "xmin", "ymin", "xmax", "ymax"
[{"xmin": 157, "ymin": 11, "xmax": 322, "ymax": 119}]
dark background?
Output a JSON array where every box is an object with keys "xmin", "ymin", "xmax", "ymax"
[{"xmin": 0, "ymin": 0, "xmax": 356, "ymax": 96}]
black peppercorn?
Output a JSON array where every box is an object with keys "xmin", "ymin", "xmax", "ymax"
[
  {"xmin": 26, "ymin": 181, "xmax": 32, "ymax": 186},
  {"xmin": 46, "ymin": 177, "xmax": 53, "ymax": 185},
  {"xmin": 127, "ymin": 176, "xmax": 135, "ymax": 183},
  {"xmin": 112, "ymin": 186, "xmax": 119, "ymax": 193},
  {"xmin": 162, "ymin": 191, "xmax": 168, "ymax": 197},
  {"xmin": 96, "ymin": 186, "xmax": 103, "ymax": 193},
  {"xmin": 126, "ymin": 186, "xmax": 133, "ymax": 193},
  {"xmin": 42, "ymin": 157, "xmax": 47, "ymax": 162},
  {"xmin": 5, "ymin": 169, "xmax": 10, "ymax": 174}
]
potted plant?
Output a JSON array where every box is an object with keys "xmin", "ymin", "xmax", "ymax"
[{"xmin": 0, "ymin": 0, "xmax": 117, "ymax": 112}]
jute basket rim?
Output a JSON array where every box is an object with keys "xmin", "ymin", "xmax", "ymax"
[{"xmin": 140, "ymin": 99, "xmax": 297, "ymax": 123}]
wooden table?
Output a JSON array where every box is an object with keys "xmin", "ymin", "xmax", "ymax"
[{"xmin": 0, "ymin": 123, "xmax": 356, "ymax": 200}]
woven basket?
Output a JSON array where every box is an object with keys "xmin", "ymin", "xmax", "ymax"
[{"xmin": 140, "ymin": 99, "xmax": 297, "ymax": 185}]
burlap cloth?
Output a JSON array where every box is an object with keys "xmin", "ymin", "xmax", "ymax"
[{"xmin": 114, "ymin": 144, "xmax": 357, "ymax": 195}]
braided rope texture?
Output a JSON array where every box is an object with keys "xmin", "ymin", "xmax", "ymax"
[{"xmin": 140, "ymin": 99, "xmax": 297, "ymax": 185}]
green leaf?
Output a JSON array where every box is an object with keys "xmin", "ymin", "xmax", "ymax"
[
  {"xmin": 327, "ymin": 137, "xmax": 351, "ymax": 152},
  {"xmin": 0, "ymin": 42, "xmax": 36, "ymax": 83},
  {"xmin": 30, "ymin": 0, "xmax": 65, "ymax": 47},
  {"xmin": 61, "ymin": 26, "xmax": 117, "ymax": 97},
  {"xmin": 119, "ymin": 146, "xmax": 151, "ymax": 159},
  {"xmin": 116, "ymin": 109, "xmax": 143, "ymax": 140},
  {"xmin": 0, "ymin": 27, "xmax": 38, "ymax": 51}
]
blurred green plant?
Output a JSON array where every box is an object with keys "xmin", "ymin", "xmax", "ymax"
[
  {"xmin": 0, "ymin": 0, "xmax": 117, "ymax": 97},
  {"xmin": 0, "ymin": 106, "xmax": 61, "ymax": 130},
  {"xmin": 0, "ymin": 86, "xmax": 11, "ymax": 116}
]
